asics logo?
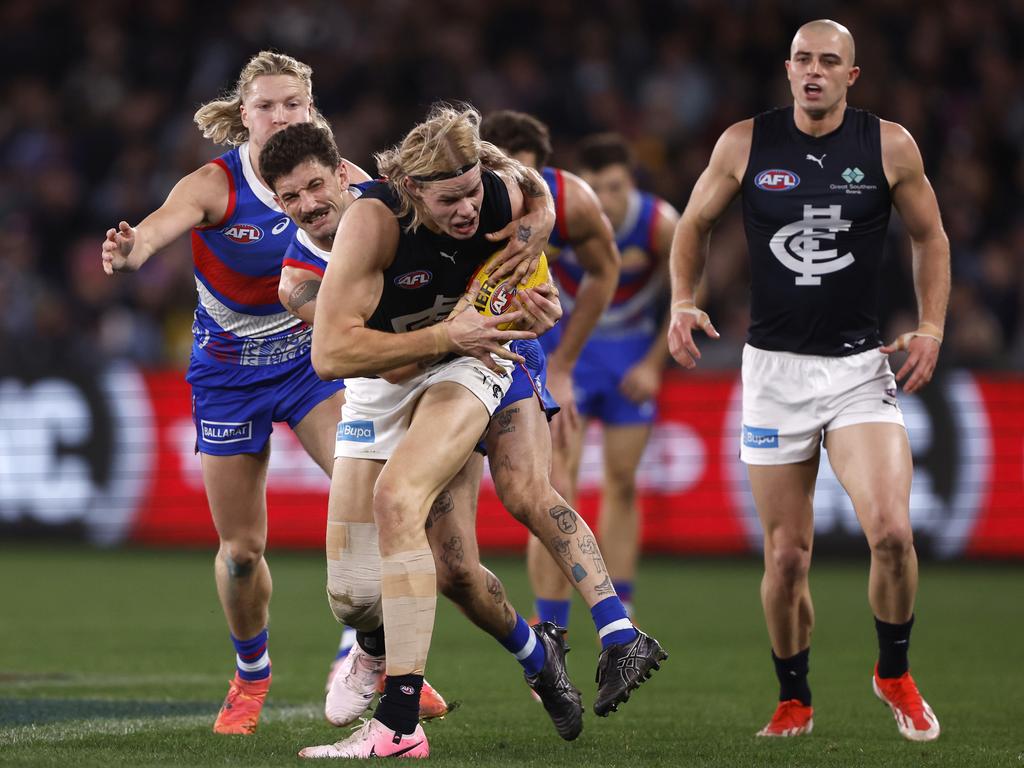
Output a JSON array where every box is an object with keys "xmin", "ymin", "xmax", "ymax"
[{"xmin": 272, "ymin": 217, "xmax": 290, "ymax": 235}]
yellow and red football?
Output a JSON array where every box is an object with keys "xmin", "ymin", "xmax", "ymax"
[{"xmin": 469, "ymin": 251, "xmax": 550, "ymax": 330}]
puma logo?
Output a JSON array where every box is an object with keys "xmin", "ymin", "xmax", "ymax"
[{"xmin": 806, "ymin": 153, "xmax": 826, "ymax": 169}]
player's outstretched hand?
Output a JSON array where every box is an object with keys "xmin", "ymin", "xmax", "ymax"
[
  {"xmin": 515, "ymin": 282, "xmax": 562, "ymax": 335},
  {"xmin": 880, "ymin": 323, "xmax": 942, "ymax": 394},
  {"xmin": 668, "ymin": 300, "xmax": 719, "ymax": 369},
  {"xmin": 101, "ymin": 221, "xmax": 136, "ymax": 275},
  {"xmin": 441, "ymin": 280, "xmax": 535, "ymax": 375}
]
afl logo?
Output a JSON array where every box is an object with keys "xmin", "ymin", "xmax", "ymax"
[
  {"xmin": 489, "ymin": 283, "xmax": 515, "ymax": 315},
  {"xmin": 755, "ymin": 169, "xmax": 800, "ymax": 191},
  {"xmin": 394, "ymin": 270, "xmax": 432, "ymax": 289},
  {"xmin": 222, "ymin": 224, "xmax": 264, "ymax": 243}
]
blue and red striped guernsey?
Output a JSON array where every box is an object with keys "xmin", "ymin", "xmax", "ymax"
[
  {"xmin": 190, "ymin": 142, "xmax": 306, "ymax": 365},
  {"xmin": 543, "ymin": 167, "xmax": 665, "ymax": 338}
]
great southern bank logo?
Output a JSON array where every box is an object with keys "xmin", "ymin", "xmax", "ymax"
[
  {"xmin": 769, "ymin": 204, "xmax": 854, "ymax": 285},
  {"xmin": 338, "ymin": 420, "xmax": 375, "ymax": 443},
  {"xmin": 742, "ymin": 425, "xmax": 779, "ymax": 449},
  {"xmin": 841, "ymin": 167, "xmax": 865, "ymax": 183},
  {"xmin": 755, "ymin": 169, "xmax": 800, "ymax": 191}
]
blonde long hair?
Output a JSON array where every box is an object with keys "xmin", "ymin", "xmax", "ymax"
[
  {"xmin": 375, "ymin": 103, "xmax": 525, "ymax": 232},
  {"xmin": 193, "ymin": 50, "xmax": 330, "ymax": 146}
]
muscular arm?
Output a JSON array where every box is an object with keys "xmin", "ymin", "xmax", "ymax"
[
  {"xmin": 311, "ymin": 199, "xmax": 532, "ymax": 379},
  {"xmin": 667, "ymin": 121, "xmax": 749, "ymax": 367},
  {"xmin": 546, "ymin": 171, "xmax": 620, "ymax": 371},
  {"xmin": 879, "ymin": 120, "xmax": 950, "ymax": 393},
  {"xmin": 101, "ymin": 163, "xmax": 229, "ymax": 273},
  {"xmin": 311, "ymin": 200, "xmax": 441, "ymax": 379},
  {"xmin": 279, "ymin": 265, "xmax": 323, "ymax": 325}
]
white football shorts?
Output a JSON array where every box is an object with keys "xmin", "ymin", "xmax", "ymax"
[
  {"xmin": 739, "ymin": 344, "xmax": 905, "ymax": 465},
  {"xmin": 335, "ymin": 354, "xmax": 514, "ymax": 461}
]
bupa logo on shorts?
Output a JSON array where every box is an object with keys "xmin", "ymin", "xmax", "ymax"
[
  {"xmin": 743, "ymin": 425, "xmax": 779, "ymax": 449},
  {"xmin": 338, "ymin": 420, "xmax": 375, "ymax": 443},
  {"xmin": 489, "ymin": 283, "xmax": 515, "ymax": 315},
  {"xmin": 222, "ymin": 223, "xmax": 264, "ymax": 243},
  {"xmin": 755, "ymin": 169, "xmax": 800, "ymax": 191},
  {"xmin": 201, "ymin": 420, "xmax": 253, "ymax": 444},
  {"xmin": 394, "ymin": 270, "xmax": 433, "ymax": 289}
]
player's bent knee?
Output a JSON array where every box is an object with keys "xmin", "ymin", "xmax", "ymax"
[
  {"xmin": 869, "ymin": 524, "xmax": 914, "ymax": 559},
  {"xmin": 326, "ymin": 522, "xmax": 383, "ymax": 630},
  {"xmin": 219, "ymin": 539, "xmax": 265, "ymax": 579}
]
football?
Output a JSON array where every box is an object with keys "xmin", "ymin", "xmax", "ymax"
[{"xmin": 468, "ymin": 251, "xmax": 550, "ymax": 331}]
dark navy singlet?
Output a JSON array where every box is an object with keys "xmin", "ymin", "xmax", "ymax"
[
  {"xmin": 742, "ymin": 106, "xmax": 892, "ymax": 356},
  {"xmin": 358, "ymin": 170, "xmax": 512, "ymax": 333}
]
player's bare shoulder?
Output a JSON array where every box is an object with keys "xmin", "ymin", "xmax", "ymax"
[
  {"xmin": 879, "ymin": 119, "xmax": 924, "ymax": 188},
  {"xmin": 175, "ymin": 160, "xmax": 233, "ymax": 226},
  {"xmin": 558, "ymin": 169, "xmax": 608, "ymax": 237},
  {"xmin": 711, "ymin": 118, "xmax": 755, "ymax": 182}
]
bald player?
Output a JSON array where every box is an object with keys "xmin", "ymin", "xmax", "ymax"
[{"xmin": 668, "ymin": 20, "xmax": 949, "ymax": 741}]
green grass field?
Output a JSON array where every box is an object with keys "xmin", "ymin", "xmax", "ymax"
[{"xmin": 1, "ymin": 546, "xmax": 1021, "ymax": 767}]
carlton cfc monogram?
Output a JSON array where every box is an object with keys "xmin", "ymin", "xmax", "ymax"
[{"xmin": 769, "ymin": 204, "xmax": 854, "ymax": 285}]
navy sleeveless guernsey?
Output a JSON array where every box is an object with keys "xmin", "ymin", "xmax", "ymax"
[
  {"xmin": 741, "ymin": 106, "xmax": 892, "ymax": 356},
  {"xmin": 357, "ymin": 169, "xmax": 512, "ymax": 334}
]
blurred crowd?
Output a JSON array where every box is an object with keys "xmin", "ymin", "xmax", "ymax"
[{"xmin": 1, "ymin": 0, "xmax": 1021, "ymax": 370}]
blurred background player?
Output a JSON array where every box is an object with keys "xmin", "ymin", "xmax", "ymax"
[
  {"xmin": 667, "ymin": 19, "xmax": 948, "ymax": 741},
  {"xmin": 100, "ymin": 51, "xmax": 364, "ymax": 735},
  {"xmin": 521, "ymin": 130, "xmax": 679, "ymax": 628}
]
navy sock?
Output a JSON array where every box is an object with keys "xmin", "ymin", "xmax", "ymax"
[
  {"xmin": 232, "ymin": 628, "xmax": 271, "ymax": 682},
  {"xmin": 375, "ymin": 674, "xmax": 422, "ymax": 736},
  {"xmin": 498, "ymin": 614, "xmax": 546, "ymax": 676},
  {"xmin": 772, "ymin": 647, "xmax": 811, "ymax": 706},
  {"xmin": 875, "ymin": 614, "xmax": 914, "ymax": 678},
  {"xmin": 357, "ymin": 625, "xmax": 386, "ymax": 657}
]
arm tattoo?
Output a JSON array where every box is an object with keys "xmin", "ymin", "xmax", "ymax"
[
  {"xmin": 440, "ymin": 536, "xmax": 465, "ymax": 571},
  {"xmin": 520, "ymin": 175, "xmax": 546, "ymax": 198},
  {"xmin": 516, "ymin": 224, "xmax": 532, "ymax": 243},
  {"xmin": 425, "ymin": 491, "xmax": 454, "ymax": 531},
  {"xmin": 594, "ymin": 575, "xmax": 615, "ymax": 595},
  {"xmin": 287, "ymin": 279, "xmax": 320, "ymax": 311},
  {"xmin": 571, "ymin": 563, "xmax": 588, "ymax": 583},
  {"xmin": 579, "ymin": 535, "xmax": 598, "ymax": 555}
]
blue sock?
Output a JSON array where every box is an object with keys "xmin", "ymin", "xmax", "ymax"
[
  {"xmin": 334, "ymin": 626, "xmax": 357, "ymax": 661},
  {"xmin": 536, "ymin": 598, "xmax": 571, "ymax": 629},
  {"xmin": 232, "ymin": 628, "xmax": 271, "ymax": 681},
  {"xmin": 613, "ymin": 580, "xmax": 634, "ymax": 617},
  {"xmin": 498, "ymin": 614, "xmax": 546, "ymax": 676},
  {"xmin": 590, "ymin": 596, "xmax": 638, "ymax": 650}
]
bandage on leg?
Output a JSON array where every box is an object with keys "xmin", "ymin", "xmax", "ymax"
[
  {"xmin": 327, "ymin": 522, "xmax": 383, "ymax": 631},
  {"xmin": 381, "ymin": 549, "xmax": 437, "ymax": 676}
]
